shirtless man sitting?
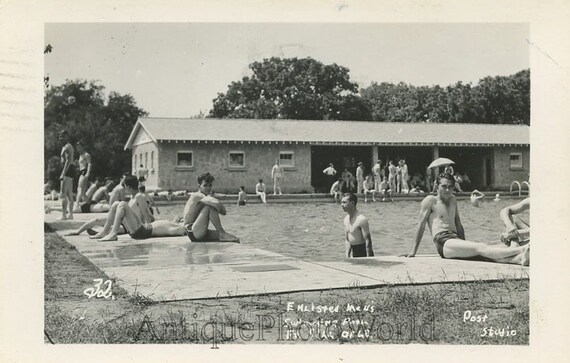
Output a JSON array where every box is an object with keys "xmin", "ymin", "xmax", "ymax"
[
  {"xmin": 402, "ymin": 173, "xmax": 529, "ymax": 266},
  {"xmin": 499, "ymin": 198, "xmax": 530, "ymax": 247},
  {"xmin": 342, "ymin": 193, "xmax": 374, "ymax": 258},
  {"xmin": 183, "ymin": 172, "xmax": 240, "ymax": 243}
]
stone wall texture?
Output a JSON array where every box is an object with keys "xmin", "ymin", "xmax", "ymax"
[
  {"xmin": 492, "ymin": 146, "xmax": 530, "ymax": 190},
  {"xmin": 153, "ymin": 141, "xmax": 313, "ymax": 193}
]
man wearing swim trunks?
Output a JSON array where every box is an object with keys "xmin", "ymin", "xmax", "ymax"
[
  {"xmin": 342, "ymin": 193, "xmax": 374, "ymax": 258},
  {"xmin": 182, "ymin": 172, "xmax": 240, "ymax": 243},
  {"xmin": 499, "ymin": 198, "xmax": 530, "ymax": 247},
  {"xmin": 402, "ymin": 173, "xmax": 529, "ymax": 265},
  {"xmin": 98, "ymin": 199, "xmax": 185, "ymax": 241},
  {"xmin": 58, "ymin": 130, "xmax": 76, "ymax": 220}
]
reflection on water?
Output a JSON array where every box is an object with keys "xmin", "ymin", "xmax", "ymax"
[
  {"xmin": 184, "ymin": 199, "xmax": 528, "ymax": 261},
  {"xmin": 107, "ymin": 198, "xmax": 528, "ymax": 264}
]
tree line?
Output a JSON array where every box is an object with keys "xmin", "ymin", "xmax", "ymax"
[
  {"xmin": 45, "ymin": 56, "xmax": 529, "ymax": 188},
  {"xmin": 210, "ymin": 57, "xmax": 529, "ymax": 125}
]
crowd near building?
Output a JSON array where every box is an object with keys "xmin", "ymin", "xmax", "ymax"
[{"xmin": 125, "ymin": 118, "xmax": 529, "ymax": 194}]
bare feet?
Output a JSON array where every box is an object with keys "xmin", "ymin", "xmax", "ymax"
[
  {"xmin": 219, "ymin": 232, "xmax": 240, "ymax": 243},
  {"xmin": 90, "ymin": 232, "xmax": 106, "ymax": 239},
  {"xmin": 99, "ymin": 233, "xmax": 118, "ymax": 242},
  {"xmin": 64, "ymin": 231, "xmax": 79, "ymax": 236}
]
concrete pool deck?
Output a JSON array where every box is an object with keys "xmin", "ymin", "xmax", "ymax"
[{"xmin": 45, "ymin": 212, "xmax": 529, "ymax": 302}]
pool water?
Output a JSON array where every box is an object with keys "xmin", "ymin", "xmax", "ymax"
[{"xmin": 157, "ymin": 198, "xmax": 528, "ymax": 262}]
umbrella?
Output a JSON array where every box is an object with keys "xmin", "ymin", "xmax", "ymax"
[{"xmin": 428, "ymin": 157, "xmax": 455, "ymax": 169}]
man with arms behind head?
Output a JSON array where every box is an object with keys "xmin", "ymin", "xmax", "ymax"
[
  {"xmin": 183, "ymin": 172, "xmax": 240, "ymax": 242},
  {"xmin": 342, "ymin": 193, "xmax": 374, "ymax": 258},
  {"xmin": 402, "ymin": 173, "xmax": 529, "ymax": 265}
]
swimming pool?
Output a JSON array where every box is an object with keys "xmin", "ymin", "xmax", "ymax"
[{"xmin": 157, "ymin": 198, "xmax": 528, "ymax": 262}]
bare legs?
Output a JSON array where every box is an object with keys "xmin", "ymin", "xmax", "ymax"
[
  {"xmin": 443, "ymin": 238, "xmax": 529, "ymax": 266},
  {"xmin": 60, "ymin": 176, "xmax": 74, "ymax": 220},
  {"xmin": 191, "ymin": 205, "xmax": 239, "ymax": 242},
  {"xmin": 273, "ymin": 177, "xmax": 282, "ymax": 195},
  {"xmin": 256, "ymin": 191, "xmax": 267, "ymax": 203},
  {"xmin": 99, "ymin": 201, "xmax": 141, "ymax": 241},
  {"xmin": 75, "ymin": 174, "xmax": 89, "ymax": 211}
]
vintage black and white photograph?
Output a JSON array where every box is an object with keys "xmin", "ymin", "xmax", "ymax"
[
  {"xmin": 41, "ymin": 22, "xmax": 534, "ymax": 345},
  {"xmin": 2, "ymin": 1, "xmax": 569, "ymax": 361}
]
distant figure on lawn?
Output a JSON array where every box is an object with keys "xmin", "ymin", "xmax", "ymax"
[
  {"xmin": 402, "ymin": 173, "xmax": 529, "ymax": 266},
  {"xmin": 342, "ymin": 193, "xmax": 374, "ymax": 258},
  {"xmin": 183, "ymin": 172, "xmax": 240, "ymax": 243},
  {"xmin": 136, "ymin": 164, "xmax": 148, "ymax": 186}
]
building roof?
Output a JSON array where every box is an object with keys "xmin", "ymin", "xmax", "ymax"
[{"xmin": 124, "ymin": 117, "xmax": 530, "ymax": 149}]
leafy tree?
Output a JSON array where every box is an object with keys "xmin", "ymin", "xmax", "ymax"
[
  {"xmin": 44, "ymin": 80, "xmax": 147, "ymax": 188},
  {"xmin": 361, "ymin": 69, "xmax": 529, "ymax": 125},
  {"xmin": 210, "ymin": 57, "xmax": 372, "ymax": 121}
]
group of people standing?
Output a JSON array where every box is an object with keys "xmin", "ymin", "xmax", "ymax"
[{"xmin": 325, "ymin": 159, "xmax": 412, "ymax": 203}]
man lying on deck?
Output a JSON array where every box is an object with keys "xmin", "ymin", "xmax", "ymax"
[
  {"xmin": 183, "ymin": 172, "xmax": 240, "ymax": 243},
  {"xmin": 97, "ymin": 200, "xmax": 185, "ymax": 241},
  {"xmin": 401, "ymin": 173, "xmax": 529, "ymax": 266},
  {"xmin": 499, "ymin": 197, "xmax": 530, "ymax": 247}
]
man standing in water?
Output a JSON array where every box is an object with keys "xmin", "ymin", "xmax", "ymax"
[
  {"xmin": 341, "ymin": 193, "xmax": 374, "ymax": 258},
  {"xmin": 58, "ymin": 130, "xmax": 76, "ymax": 220},
  {"xmin": 183, "ymin": 172, "xmax": 240, "ymax": 242},
  {"xmin": 402, "ymin": 173, "xmax": 529, "ymax": 265}
]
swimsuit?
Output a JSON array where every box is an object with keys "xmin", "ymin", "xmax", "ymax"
[
  {"xmin": 185, "ymin": 223, "xmax": 198, "ymax": 242},
  {"xmin": 350, "ymin": 244, "xmax": 367, "ymax": 258},
  {"xmin": 80, "ymin": 168, "xmax": 87, "ymax": 176},
  {"xmin": 238, "ymin": 200, "xmax": 246, "ymax": 206},
  {"xmin": 130, "ymin": 223, "xmax": 153, "ymax": 240},
  {"xmin": 80, "ymin": 202, "xmax": 93, "ymax": 213},
  {"xmin": 64, "ymin": 163, "xmax": 77, "ymax": 178},
  {"xmin": 432, "ymin": 230, "xmax": 460, "ymax": 258}
]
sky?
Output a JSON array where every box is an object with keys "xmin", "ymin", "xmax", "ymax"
[{"xmin": 45, "ymin": 23, "xmax": 529, "ymax": 118}]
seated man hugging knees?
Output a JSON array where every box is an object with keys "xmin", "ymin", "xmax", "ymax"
[{"xmin": 183, "ymin": 172, "xmax": 240, "ymax": 243}]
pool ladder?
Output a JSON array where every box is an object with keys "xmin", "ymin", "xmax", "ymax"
[{"xmin": 510, "ymin": 181, "xmax": 530, "ymax": 196}]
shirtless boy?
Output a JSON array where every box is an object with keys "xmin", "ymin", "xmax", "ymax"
[
  {"xmin": 342, "ymin": 193, "xmax": 374, "ymax": 258},
  {"xmin": 402, "ymin": 173, "xmax": 529, "ymax": 265},
  {"xmin": 183, "ymin": 172, "xmax": 240, "ymax": 242}
]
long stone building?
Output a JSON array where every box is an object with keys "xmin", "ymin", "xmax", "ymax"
[{"xmin": 124, "ymin": 118, "xmax": 529, "ymax": 193}]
